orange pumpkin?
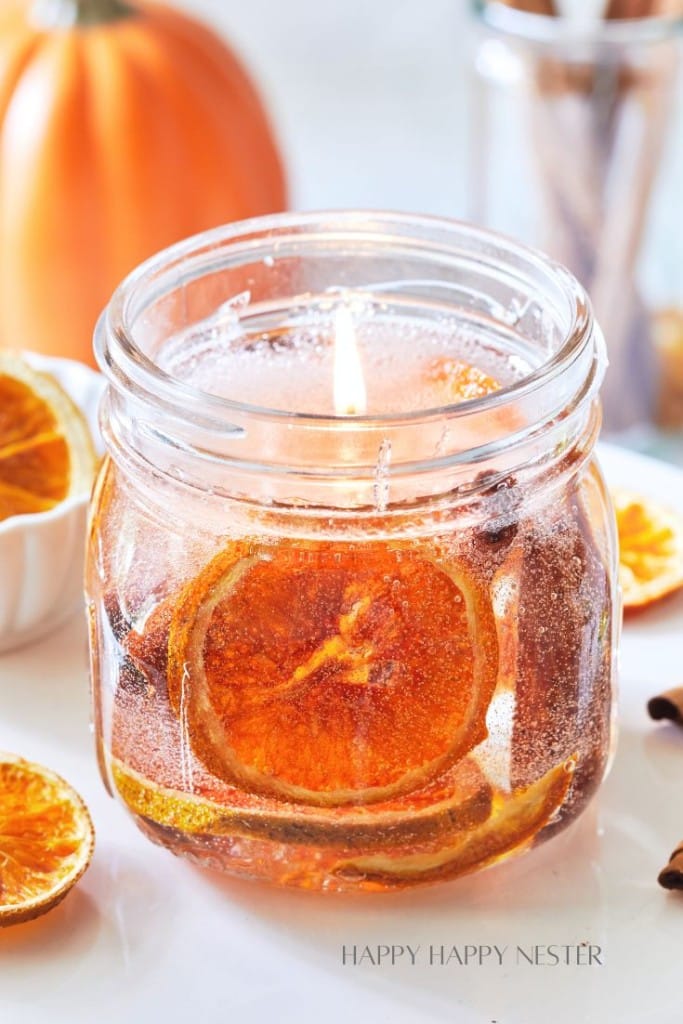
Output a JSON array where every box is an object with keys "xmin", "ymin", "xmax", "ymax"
[{"xmin": 0, "ymin": 0, "xmax": 287, "ymax": 366}]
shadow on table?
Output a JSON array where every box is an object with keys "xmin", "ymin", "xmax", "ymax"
[
  {"xmin": 184, "ymin": 723, "xmax": 680, "ymax": 1024},
  {"xmin": 0, "ymin": 887, "xmax": 103, "ymax": 1006},
  {"xmin": 622, "ymin": 588, "xmax": 683, "ymax": 639}
]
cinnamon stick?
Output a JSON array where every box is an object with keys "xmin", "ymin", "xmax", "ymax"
[
  {"xmin": 495, "ymin": 0, "xmax": 557, "ymax": 12},
  {"xmin": 652, "ymin": 310, "xmax": 683, "ymax": 429},
  {"xmin": 497, "ymin": 0, "xmax": 683, "ymax": 18},
  {"xmin": 511, "ymin": 478, "xmax": 613, "ymax": 814},
  {"xmin": 658, "ymin": 843, "xmax": 683, "ymax": 890},
  {"xmin": 648, "ymin": 687, "xmax": 683, "ymax": 725},
  {"xmin": 605, "ymin": 0, "xmax": 683, "ymax": 16},
  {"xmin": 650, "ymin": 691, "xmax": 683, "ymax": 891}
]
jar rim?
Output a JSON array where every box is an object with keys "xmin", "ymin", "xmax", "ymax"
[
  {"xmin": 472, "ymin": 0, "xmax": 683, "ymax": 47},
  {"xmin": 97, "ymin": 209, "xmax": 597, "ymax": 432},
  {"xmin": 96, "ymin": 211, "xmax": 605, "ymax": 504}
]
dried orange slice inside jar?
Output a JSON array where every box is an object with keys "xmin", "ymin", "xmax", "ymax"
[
  {"xmin": 166, "ymin": 542, "xmax": 498, "ymax": 807},
  {"xmin": 88, "ymin": 213, "xmax": 616, "ymax": 891}
]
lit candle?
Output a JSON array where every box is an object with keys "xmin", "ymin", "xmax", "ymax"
[
  {"xmin": 92, "ymin": 212, "xmax": 613, "ymax": 896},
  {"xmin": 333, "ymin": 302, "xmax": 367, "ymax": 417}
]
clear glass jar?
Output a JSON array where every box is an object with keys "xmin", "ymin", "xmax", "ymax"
[
  {"xmin": 87, "ymin": 211, "xmax": 617, "ymax": 892},
  {"xmin": 469, "ymin": 2, "xmax": 683, "ymax": 454}
]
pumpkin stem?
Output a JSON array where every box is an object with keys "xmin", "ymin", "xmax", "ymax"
[{"xmin": 31, "ymin": 0, "xmax": 135, "ymax": 28}]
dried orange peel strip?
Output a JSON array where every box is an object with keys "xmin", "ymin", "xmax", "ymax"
[
  {"xmin": 110, "ymin": 755, "xmax": 493, "ymax": 850},
  {"xmin": 612, "ymin": 489, "xmax": 683, "ymax": 610},
  {"xmin": 332, "ymin": 757, "xmax": 574, "ymax": 888},
  {"xmin": 0, "ymin": 351, "xmax": 96, "ymax": 523},
  {"xmin": 0, "ymin": 755, "xmax": 94, "ymax": 926},
  {"xmin": 166, "ymin": 541, "xmax": 499, "ymax": 808}
]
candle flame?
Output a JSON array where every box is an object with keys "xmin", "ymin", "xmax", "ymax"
[{"xmin": 333, "ymin": 304, "xmax": 367, "ymax": 416}]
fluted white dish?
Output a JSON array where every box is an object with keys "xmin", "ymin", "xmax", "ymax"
[{"xmin": 0, "ymin": 354, "xmax": 104, "ymax": 653}]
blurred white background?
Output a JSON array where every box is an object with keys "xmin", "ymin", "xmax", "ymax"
[{"xmin": 177, "ymin": 0, "xmax": 470, "ymax": 215}]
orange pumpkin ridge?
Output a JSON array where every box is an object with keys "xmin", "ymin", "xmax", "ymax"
[{"xmin": 0, "ymin": 0, "xmax": 287, "ymax": 367}]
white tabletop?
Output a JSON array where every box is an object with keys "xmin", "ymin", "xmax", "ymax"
[
  {"xmin": 3, "ymin": 4, "xmax": 683, "ymax": 1019},
  {"xmin": 2, "ymin": 441, "xmax": 683, "ymax": 1024}
]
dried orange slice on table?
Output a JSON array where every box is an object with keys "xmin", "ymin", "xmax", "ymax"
[
  {"xmin": 0, "ymin": 755, "xmax": 94, "ymax": 926},
  {"xmin": 0, "ymin": 352, "xmax": 96, "ymax": 522},
  {"xmin": 165, "ymin": 541, "xmax": 499, "ymax": 807},
  {"xmin": 612, "ymin": 489, "xmax": 683, "ymax": 610}
]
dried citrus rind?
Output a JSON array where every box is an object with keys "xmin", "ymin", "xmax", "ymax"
[
  {"xmin": 166, "ymin": 541, "xmax": 499, "ymax": 807},
  {"xmin": 0, "ymin": 754, "xmax": 94, "ymax": 926},
  {"xmin": 110, "ymin": 754, "xmax": 493, "ymax": 850},
  {"xmin": 332, "ymin": 757, "xmax": 574, "ymax": 888},
  {"xmin": 426, "ymin": 357, "xmax": 501, "ymax": 402},
  {"xmin": 612, "ymin": 489, "xmax": 683, "ymax": 610},
  {"xmin": 0, "ymin": 352, "xmax": 96, "ymax": 523}
]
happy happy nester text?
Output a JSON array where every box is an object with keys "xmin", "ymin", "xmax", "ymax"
[{"xmin": 341, "ymin": 944, "xmax": 604, "ymax": 967}]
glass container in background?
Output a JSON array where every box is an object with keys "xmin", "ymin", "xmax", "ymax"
[{"xmin": 469, "ymin": 1, "xmax": 683, "ymax": 458}]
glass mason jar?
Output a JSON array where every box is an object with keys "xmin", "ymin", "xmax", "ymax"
[
  {"xmin": 87, "ymin": 211, "xmax": 617, "ymax": 892},
  {"xmin": 469, "ymin": 2, "xmax": 683, "ymax": 456}
]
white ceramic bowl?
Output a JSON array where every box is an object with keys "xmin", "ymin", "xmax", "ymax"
[{"xmin": 0, "ymin": 354, "xmax": 104, "ymax": 653}]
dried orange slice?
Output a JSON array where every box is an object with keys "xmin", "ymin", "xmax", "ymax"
[
  {"xmin": 0, "ymin": 755, "xmax": 94, "ymax": 926},
  {"xmin": 332, "ymin": 757, "xmax": 574, "ymax": 888},
  {"xmin": 167, "ymin": 541, "xmax": 499, "ymax": 807},
  {"xmin": 427, "ymin": 357, "xmax": 501, "ymax": 401},
  {"xmin": 0, "ymin": 352, "xmax": 96, "ymax": 523},
  {"xmin": 110, "ymin": 754, "xmax": 493, "ymax": 850},
  {"xmin": 425, "ymin": 356, "xmax": 525, "ymax": 441},
  {"xmin": 612, "ymin": 489, "xmax": 683, "ymax": 610}
]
